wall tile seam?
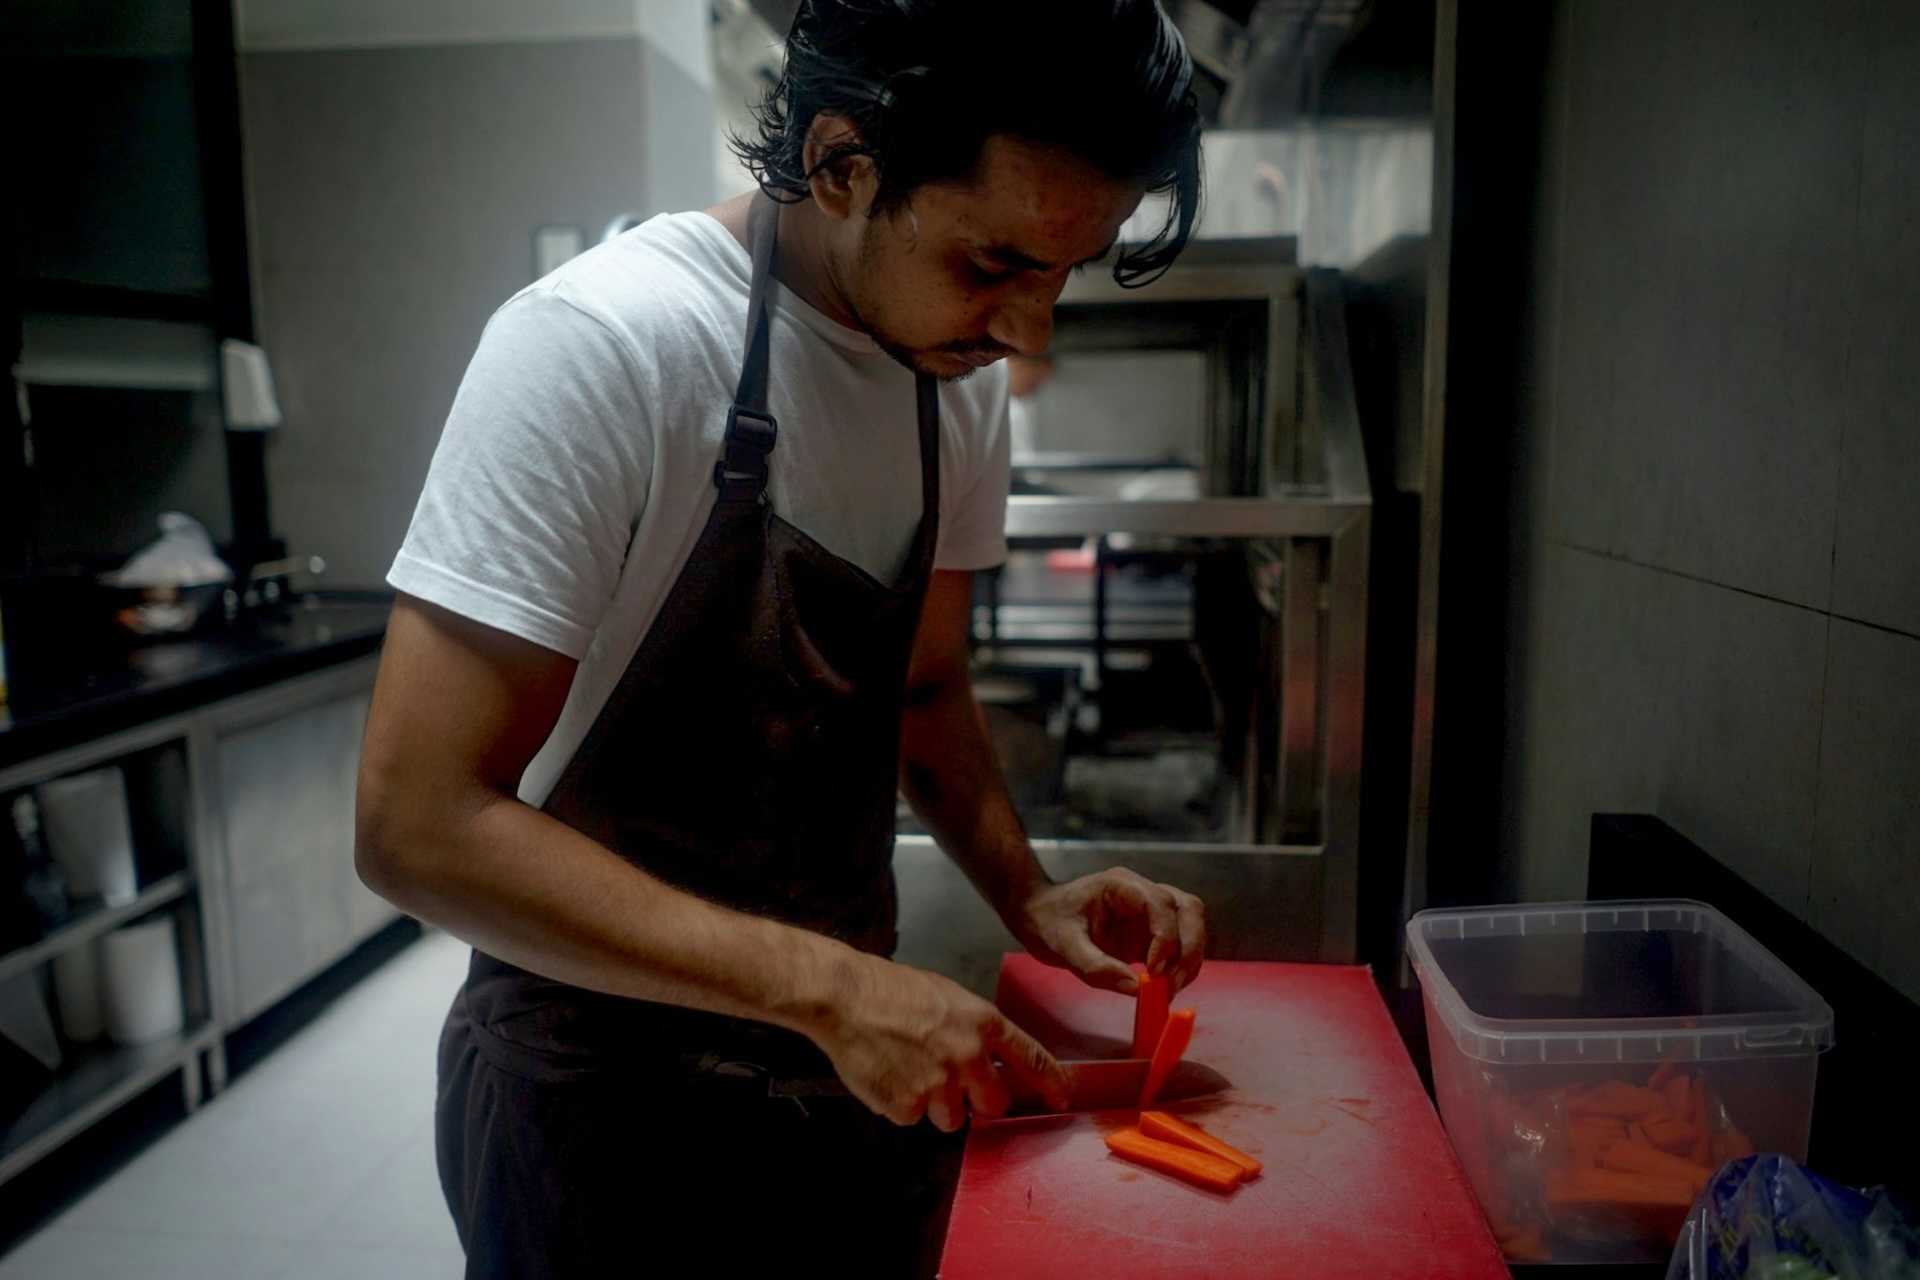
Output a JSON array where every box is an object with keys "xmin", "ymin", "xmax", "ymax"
[
  {"xmin": 1544, "ymin": 538, "xmax": 1920, "ymax": 645},
  {"xmin": 1821, "ymin": 1, "xmax": 1880, "ymax": 625}
]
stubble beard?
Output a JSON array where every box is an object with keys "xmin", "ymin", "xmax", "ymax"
[{"xmin": 840, "ymin": 217, "xmax": 996, "ymax": 384}]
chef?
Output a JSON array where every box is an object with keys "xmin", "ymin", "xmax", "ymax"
[{"xmin": 354, "ymin": 1, "xmax": 1207, "ymax": 1274}]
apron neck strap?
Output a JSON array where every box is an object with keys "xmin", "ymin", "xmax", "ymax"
[
  {"xmin": 717, "ymin": 191, "xmax": 942, "ymax": 521},
  {"xmin": 715, "ymin": 193, "xmax": 782, "ymax": 499}
]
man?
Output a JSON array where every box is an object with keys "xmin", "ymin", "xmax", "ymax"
[{"xmin": 356, "ymin": 1, "xmax": 1207, "ymax": 1273}]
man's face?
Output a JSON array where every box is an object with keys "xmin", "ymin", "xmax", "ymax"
[{"xmin": 829, "ymin": 136, "xmax": 1146, "ymax": 381}]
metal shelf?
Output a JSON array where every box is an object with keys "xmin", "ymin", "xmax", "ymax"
[
  {"xmin": 0, "ymin": 1018, "xmax": 217, "ymax": 1185},
  {"xmin": 0, "ymin": 873, "xmax": 192, "ymax": 987}
]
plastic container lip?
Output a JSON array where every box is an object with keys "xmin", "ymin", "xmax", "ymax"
[{"xmin": 1406, "ymin": 898, "xmax": 1836, "ymax": 1064}]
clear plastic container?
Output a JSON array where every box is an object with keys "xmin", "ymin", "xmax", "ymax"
[{"xmin": 1406, "ymin": 899, "xmax": 1833, "ymax": 1265}]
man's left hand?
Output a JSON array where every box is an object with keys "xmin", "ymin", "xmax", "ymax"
[{"xmin": 1014, "ymin": 869, "xmax": 1206, "ymax": 998}]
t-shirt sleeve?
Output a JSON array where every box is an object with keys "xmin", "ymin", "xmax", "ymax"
[
  {"xmin": 934, "ymin": 366, "xmax": 1011, "ymax": 572},
  {"xmin": 388, "ymin": 288, "xmax": 653, "ymax": 659}
]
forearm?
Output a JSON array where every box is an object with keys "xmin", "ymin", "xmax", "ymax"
[
  {"xmin": 356, "ymin": 783, "xmax": 862, "ymax": 1041},
  {"xmin": 898, "ymin": 674, "xmax": 1051, "ymax": 936}
]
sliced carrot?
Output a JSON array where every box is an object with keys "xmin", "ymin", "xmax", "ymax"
[
  {"xmin": 1132, "ymin": 972, "xmax": 1170, "ymax": 1059},
  {"xmin": 1547, "ymin": 1166, "xmax": 1697, "ymax": 1208},
  {"xmin": 1567, "ymin": 1080, "xmax": 1669, "ymax": 1120},
  {"xmin": 1498, "ymin": 1224, "xmax": 1552, "ymax": 1264},
  {"xmin": 1139, "ymin": 1008, "xmax": 1196, "ymax": 1107},
  {"xmin": 1598, "ymin": 1135, "xmax": 1711, "ymax": 1194},
  {"xmin": 1105, "ymin": 1127, "xmax": 1243, "ymax": 1194},
  {"xmin": 1141, "ymin": 1110, "xmax": 1263, "ymax": 1178},
  {"xmin": 1648, "ymin": 1060, "xmax": 1682, "ymax": 1090},
  {"xmin": 1689, "ymin": 1076, "xmax": 1711, "ymax": 1163},
  {"xmin": 1568, "ymin": 1118, "xmax": 1626, "ymax": 1168},
  {"xmin": 1546, "ymin": 1166, "xmax": 1695, "ymax": 1243},
  {"xmin": 1640, "ymin": 1114, "xmax": 1699, "ymax": 1155}
]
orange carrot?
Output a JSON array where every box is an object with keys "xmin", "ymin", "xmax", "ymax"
[
  {"xmin": 1546, "ymin": 1167, "xmax": 1695, "ymax": 1242},
  {"xmin": 1598, "ymin": 1135, "xmax": 1711, "ymax": 1194},
  {"xmin": 1105, "ymin": 1127, "xmax": 1243, "ymax": 1193},
  {"xmin": 1547, "ymin": 1166, "xmax": 1697, "ymax": 1208},
  {"xmin": 1140, "ymin": 1008, "xmax": 1196, "ymax": 1107},
  {"xmin": 1568, "ymin": 1118, "xmax": 1626, "ymax": 1168},
  {"xmin": 1498, "ymin": 1224, "xmax": 1552, "ymax": 1264},
  {"xmin": 1141, "ymin": 1110, "xmax": 1263, "ymax": 1178},
  {"xmin": 1567, "ymin": 1080, "xmax": 1669, "ymax": 1120},
  {"xmin": 1640, "ymin": 1114, "xmax": 1699, "ymax": 1155},
  {"xmin": 1132, "ymin": 972, "xmax": 1170, "ymax": 1059},
  {"xmin": 1648, "ymin": 1060, "xmax": 1682, "ymax": 1090}
]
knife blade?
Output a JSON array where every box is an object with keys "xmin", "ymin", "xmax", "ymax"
[{"xmin": 769, "ymin": 1057, "xmax": 1230, "ymax": 1115}]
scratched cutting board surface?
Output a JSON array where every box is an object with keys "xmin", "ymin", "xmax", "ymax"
[{"xmin": 938, "ymin": 956, "xmax": 1507, "ymax": 1279}]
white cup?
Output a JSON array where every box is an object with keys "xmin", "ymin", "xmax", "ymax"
[
  {"xmin": 37, "ymin": 767, "xmax": 139, "ymax": 907},
  {"xmin": 99, "ymin": 916, "xmax": 184, "ymax": 1046},
  {"xmin": 52, "ymin": 942, "xmax": 104, "ymax": 1043}
]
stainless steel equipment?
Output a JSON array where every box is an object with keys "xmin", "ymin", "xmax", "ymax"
[{"xmin": 936, "ymin": 240, "xmax": 1372, "ymax": 965}]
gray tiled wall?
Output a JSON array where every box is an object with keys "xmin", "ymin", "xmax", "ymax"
[
  {"xmin": 1511, "ymin": 0, "xmax": 1920, "ymax": 1002},
  {"xmin": 240, "ymin": 36, "xmax": 710, "ymax": 587}
]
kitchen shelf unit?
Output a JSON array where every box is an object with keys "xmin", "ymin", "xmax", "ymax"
[
  {"xmin": 0, "ymin": 713, "xmax": 221, "ymax": 1186},
  {"xmin": 0, "ymin": 649, "xmax": 393, "ymax": 1191}
]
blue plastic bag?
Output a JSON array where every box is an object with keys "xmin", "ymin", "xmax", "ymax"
[{"xmin": 1668, "ymin": 1155, "xmax": 1920, "ymax": 1280}]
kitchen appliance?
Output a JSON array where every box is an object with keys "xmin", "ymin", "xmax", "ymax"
[{"xmin": 944, "ymin": 238, "xmax": 1372, "ymax": 965}]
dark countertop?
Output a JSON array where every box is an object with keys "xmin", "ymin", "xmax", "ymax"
[{"xmin": 0, "ymin": 592, "xmax": 392, "ymax": 771}]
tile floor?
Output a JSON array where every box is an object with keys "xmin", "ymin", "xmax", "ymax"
[{"xmin": 0, "ymin": 929, "xmax": 471, "ymax": 1280}]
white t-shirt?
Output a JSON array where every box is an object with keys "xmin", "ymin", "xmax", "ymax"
[{"xmin": 390, "ymin": 211, "xmax": 1011, "ymax": 807}]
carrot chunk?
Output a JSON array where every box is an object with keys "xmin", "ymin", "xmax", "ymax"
[
  {"xmin": 1105, "ymin": 1127, "xmax": 1244, "ymax": 1194},
  {"xmin": 1546, "ymin": 1167, "xmax": 1696, "ymax": 1243},
  {"xmin": 1140, "ymin": 1008, "xmax": 1196, "ymax": 1107},
  {"xmin": 1598, "ymin": 1135, "xmax": 1712, "ymax": 1194},
  {"xmin": 1132, "ymin": 972, "xmax": 1170, "ymax": 1059},
  {"xmin": 1640, "ymin": 1114, "xmax": 1700, "ymax": 1156},
  {"xmin": 1141, "ymin": 1110, "xmax": 1263, "ymax": 1177},
  {"xmin": 1566, "ymin": 1080, "xmax": 1669, "ymax": 1120}
]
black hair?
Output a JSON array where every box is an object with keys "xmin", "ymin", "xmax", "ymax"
[{"xmin": 731, "ymin": 0, "xmax": 1203, "ymax": 286}]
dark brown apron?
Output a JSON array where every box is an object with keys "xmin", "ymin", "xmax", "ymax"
[{"xmin": 435, "ymin": 195, "xmax": 953, "ymax": 1278}]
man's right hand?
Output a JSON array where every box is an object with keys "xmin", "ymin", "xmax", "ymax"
[{"xmin": 811, "ymin": 957, "xmax": 1070, "ymax": 1133}]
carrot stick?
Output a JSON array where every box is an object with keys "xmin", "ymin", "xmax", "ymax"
[
  {"xmin": 1598, "ymin": 1135, "xmax": 1712, "ymax": 1194},
  {"xmin": 1648, "ymin": 1060, "xmax": 1682, "ymax": 1090},
  {"xmin": 1140, "ymin": 1008, "xmax": 1196, "ymax": 1107},
  {"xmin": 1546, "ymin": 1167, "xmax": 1696, "ymax": 1242},
  {"xmin": 1132, "ymin": 972, "xmax": 1170, "ymax": 1059},
  {"xmin": 1498, "ymin": 1224, "xmax": 1552, "ymax": 1264},
  {"xmin": 1640, "ymin": 1114, "xmax": 1699, "ymax": 1155},
  {"xmin": 1105, "ymin": 1127, "xmax": 1244, "ymax": 1193},
  {"xmin": 1546, "ymin": 1166, "xmax": 1697, "ymax": 1208},
  {"xmin": 1567, "ymin": 1080, "xmax": 1668, "ymax": 1120},
  {"xmin": 1141, "ymin": 1110, "xmax": 1263, "ymax": 1177}
]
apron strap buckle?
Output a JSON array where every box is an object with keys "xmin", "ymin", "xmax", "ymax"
[{"xmin": 714, "ymin": 405, "xmax": 778, "ymax": 498}]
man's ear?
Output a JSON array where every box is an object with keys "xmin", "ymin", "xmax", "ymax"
[{"xmin": 803, "ymin": 114, "xmax": 876, "ymax": 222}]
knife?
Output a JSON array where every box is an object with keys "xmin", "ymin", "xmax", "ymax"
[{"xmin": 769, "ymin": 1057, "xmax": 1230, "ymax": 1115}]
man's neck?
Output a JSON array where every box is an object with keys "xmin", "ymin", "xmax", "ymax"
[{"xmin": 703, "ymin": 191, "xmax": 860, "ymax": 332}]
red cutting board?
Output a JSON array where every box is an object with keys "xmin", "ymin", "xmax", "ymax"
[{"xmin": 938, "ymin": 956, "xmax": 1507, "ymax": 1279}]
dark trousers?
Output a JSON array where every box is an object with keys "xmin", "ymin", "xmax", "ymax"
[{"xmin": 436, "ymin": 998, "xmax": 959, "ymax": 1279}]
